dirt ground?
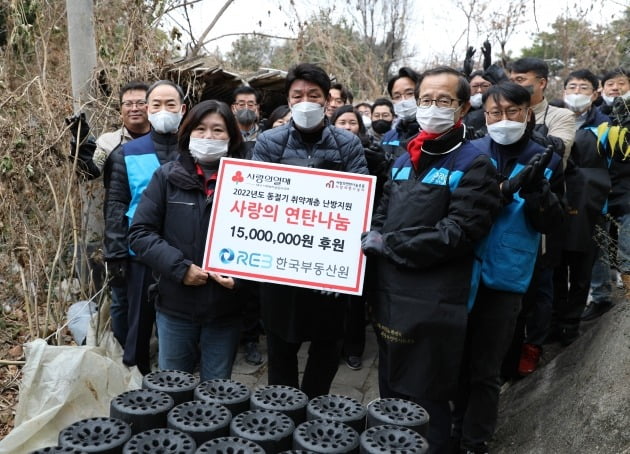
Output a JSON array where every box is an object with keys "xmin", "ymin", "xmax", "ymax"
[
  {"xmin": 0, "ymin": 308, "xmax": 27, "ymax": 440},
  {"xmin": 0, "ymin": 306, "xmax": 75, "ymax": 440}
]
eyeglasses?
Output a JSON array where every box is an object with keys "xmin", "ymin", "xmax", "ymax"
[
  {"xmin": 484, "ymin": 107, "xmax": 526, "ymax": 121},
  {"xmin": 233, "ymin": 101, "xmax": 258, "ymax": 108},
  {"xmin": 417, "ymin": 97, "xmax": 460, "ymax": 108},
  {"xmin": 470, "ymin": 83, "xmax": 492, "ymax": 91},
  {"xmin": 121, "ymin": 100, "xmax": 147, "ymax": 108},
  {"xmin": 392, "ymin": 90, "xmax": 416, "ymax": 102},
  {"xmin": 565, "ymin": 83, "xmax": 594, "ymax": 93}
]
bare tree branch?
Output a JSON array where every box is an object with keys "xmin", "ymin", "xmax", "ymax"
[
  {"xmin": 203, "ymin": 32, "xmax": 297, "ymax": 46},
  {"xmin": 189, "ymin": 0, "xmax": 235, "ymax": 57},
  {"xmin": 161, "ymin": 0, "xmax": 204, "ymax": 16},
  {"xmin": 181, "ymin": 1, "xmax": 196, "ymax": 44}
]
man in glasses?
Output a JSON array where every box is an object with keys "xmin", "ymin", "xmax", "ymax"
[
  {"xmin": 96, "ymin": 82, "xmax": 152, "ymax": 346},
  {"xmin": 381, "ymin": 67, "xmax": 421, "ymax": 159},
  {"xmin": 93, "ymin": 82, "xmax": 151, "ymax": 172},
  {"xmin": 65, "ymin": 81, "xmax": 151, "ymax": 347},
  {"xmin": 504, "ymin": 58, "xmax": 576, "ymax": 379},
  {"xmin": 362, "ymin": 66, "xmax": 501, "ymax": 453},
  {"xmin": 68, "ymin": 81, "xmax": 151, "ymax": 180},
  {"xmin": 231, "ymin": 86, "xmax": 262, "ymax": 145},
  {"xmin": 551, "ymin": 69, "xmax": 611, "ymax": 343}
]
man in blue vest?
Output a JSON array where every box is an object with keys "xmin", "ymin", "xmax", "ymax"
[{"xmin": 103, "ymin": 80, "xmax": 186, "ymax": 374}]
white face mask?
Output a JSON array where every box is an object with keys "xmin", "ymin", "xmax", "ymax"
[
  {"xmin": 291, "ymin": 102, "xmax": 325, "ymax": 130},
  {"xmin": 602, "ymin": 94, "xmax": 616, "ymax": 106},
  {"xmin": 487, "ymin": 119, "xmax": 527, "ymax": 145},
  {"xmin": 470, "ymin": 93, "xmax": 483, "ymax": 109},
  {"xmin": 394, "ymin": 98, "xmax": 417, "ymax": 120},
  {"xmin": 148, "ymin": 109, "xmax": 183, "ymax": 134},
  {"xmin": 564, "ymin": 93, "xmax": 592, "ymax": 113},
  {"xmin": 416, "ymin": 105, "xmax": 460, "ymax": 134},
  {"xmin": 362, "ymin": 115, "xmax": 372, "ymax": 129},
  {"xmin": 189, "ymin": 137, "xmax": 228, "ymax": 164}
]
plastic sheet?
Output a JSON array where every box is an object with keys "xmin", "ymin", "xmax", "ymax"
[{"xmin": 0, "ymin": 323, "xmax": 142, "ymax": 453}]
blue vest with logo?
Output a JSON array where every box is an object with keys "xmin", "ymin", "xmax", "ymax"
[
  {"xmin": 122, "ymin": 134, "xmax": 161, "ymax": 255},
  {"xmin": 469, "ymin": 138, "xmax": 554, "ymax": 304},
  {"xmin": 122, "ymin": 134, "xmax": 161, "ymax": 225}
]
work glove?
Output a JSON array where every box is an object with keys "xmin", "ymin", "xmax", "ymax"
[
  {"xmin": 65, "ymin": 112, "xmax": 100, "ymax": 178},
  {"xmin": 481, "ymin": 40, "xmax": 492, "ymax": 70},
  {"xmin": 106, "ymin": 259, "xmax": 127, "ymax": 288},
  {"xmin": 500, "ymin": 165, "xmax": 532, "ymax": 203},
  {"xmin": 521, "ymin": 147, "xmax": 553, "ymax": 194},
  {"xmin": 361, "ymin": 231, "xmax": 385, "ymax": 256},
  {"xmin": 65, "ymin": 112, "xmax": 91, "ymax": 146},
  {"xmin": 363, "ymin": 144, "xmax": 390, "ymax": 177},
  {"xmin": 463, "ymin": 46, "xmax": 476, "ymax": 77}
]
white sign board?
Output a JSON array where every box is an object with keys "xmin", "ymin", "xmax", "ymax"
[{"xmin": 202, "ymin": 158, "xmax": 376, "ymax": 295}]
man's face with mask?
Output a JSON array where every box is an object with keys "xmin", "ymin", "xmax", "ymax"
[
  {"xmin": 232, "ymin": 93, "xmax": 259, "ymax": 131},
  {"xmin": 146, "ymin": 83, "xmax": 186, "ymax": 134},
  {"xmin": 564, "ymin": 78, "xmax": 597, "ymax": 114},
  {"xmin": 510, "ymin": 71, "xmax": 546, "ymax": 106},
  {"xmin": 391, "ymin": 76, "xmax": 417, "ymax": 121},
  {"xmin": 287, "ymin": 79, "xmax": 327, "ymax": 132}
]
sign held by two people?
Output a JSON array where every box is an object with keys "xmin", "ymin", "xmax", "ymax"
[{"xmin": 202, "ymin": 158, "xmax": 376, "ymax": 296}]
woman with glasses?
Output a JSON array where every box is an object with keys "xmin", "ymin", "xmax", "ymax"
[
  {"xmin": 451, "ymin": 82, "xmax": 565, "ymax": 454},
  {"xmin": 128, "ymin": 100, "xmax": 247, "ymax": 381}
]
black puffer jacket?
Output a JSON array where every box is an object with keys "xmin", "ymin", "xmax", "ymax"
[
  {"xmin": 251, "ymin": 120, "xmax": 368, "ymax": 342},
  {"xmin": 252, "ymin": 120, "xmax": 369, "ymax": 174},
  {"xmin": 103, "ymin": 130, "xmax": 179, "ymax": 261},
  {"xmin": 562, "ymin": 109, "xmax": 611, "ymax": 251},
  {"xmin": 128, "ymin": 153, "xmax": 244, "ymax": 322}
]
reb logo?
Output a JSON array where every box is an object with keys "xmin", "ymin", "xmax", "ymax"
[
  {"xmin": 219, "ymin": 248, "xmax": 272, "ymax": 269},
  {"xmin": 325, "ymin": 180, "xmax": 335, "ymax": 188},
  {"xmin": 219, "ymin": 248, "xmax": 235, "ymax": 264}
]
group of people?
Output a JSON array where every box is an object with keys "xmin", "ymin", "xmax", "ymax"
[{"xmin": 67, "ymin": 55, "xmax": 629, "ymax": 454}]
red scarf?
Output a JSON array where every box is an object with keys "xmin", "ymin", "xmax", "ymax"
[
  {"xmin": 195, "ymin": 164, "xmax": 218, "ymax": 197},
  {"xmin": 407, "ymin": 120, "xmax": 463, "ymax": 169}
]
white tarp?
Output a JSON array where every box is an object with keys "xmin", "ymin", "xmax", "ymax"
[{"xmin": 0, "ymin": 329, "xmax": 142, "ymax": 453}]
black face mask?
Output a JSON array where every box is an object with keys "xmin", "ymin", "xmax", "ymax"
[
  {"xmin": 372, "ymin": 119, "xmax": 392, "ymax": 134},
  {"xmin": 236, "ymin": 108, "xmax": 257, "ymax": 128},
  {"xmin": 522, "ymin": 85, "xmax": 535, "ymax": 96}
]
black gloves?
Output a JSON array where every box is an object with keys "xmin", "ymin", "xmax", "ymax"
[
  {"xmin": 500, "ymin": 166, "xmax": 533, "ymax": 202},
  {"xmin": 106, "ymin": 260, "xmax": 127, "ymax": 288},
  {"xmin": 65, "ymin": 112, "xmax": 100, "ymax": 179},
  {"xmin": 363, "ymin": 144, "xmax": 391, "ymax": 178},
  {"xmin": 501, "ymin": 147, "xmax": 553, "ymax": 202},
  {"xmin": 66, "ymin": 112, "xmax": 91, "ymax": 146},
  {"xmin": 361, "ymin": 231, "xmax": 385, "ymax": 256},
  {"xmin": 481, "ymin": 40, "xmax": 492, "ymax": 70},
  {"xmin": 463, "ymin": 46, "xmax": 476, "ymax": 77},
  {"xmin": 521, "ymin": 147, "xmax": 553, "ymax": 194}
]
